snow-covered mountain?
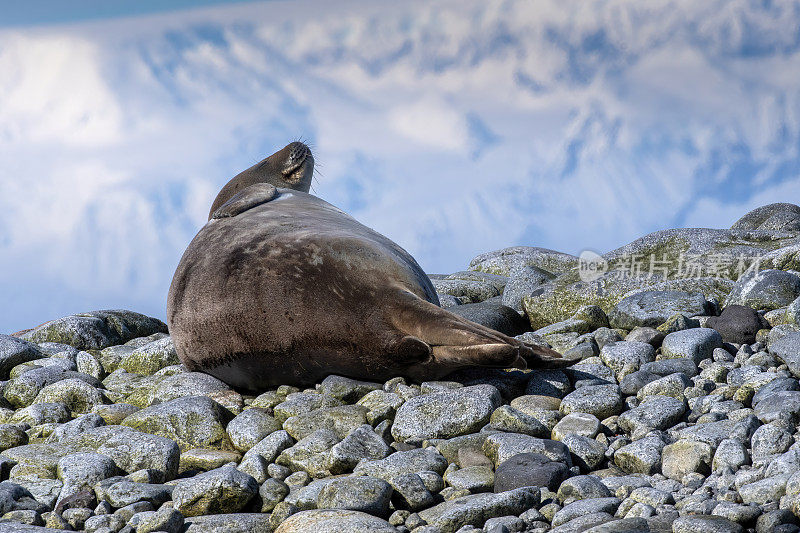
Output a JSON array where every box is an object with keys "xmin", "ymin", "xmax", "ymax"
[{"xmin": 1, "ymin": 0, "xmax": 799, "ymax": 333}]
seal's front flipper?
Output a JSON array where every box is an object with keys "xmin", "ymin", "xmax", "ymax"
[{"xmin": 211, "ymin": 183, "xmax": 278, "ymax": 219}]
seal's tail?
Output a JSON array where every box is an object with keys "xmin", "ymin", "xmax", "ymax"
[{"xmin": 388, "ymin": 290, "xmax": 574, "ymax": 372}]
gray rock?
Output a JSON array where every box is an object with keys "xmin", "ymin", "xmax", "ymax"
[
  {"xmin": 713, "ymin": 439, "xmax": 750, "ymax": 472},
  {"xmin": 738, "ymin": 475, "xmax": 789, "ymax": 504},
  {"xmin": 318, "ymin": 375, "xmax": 382, "ymax": 402},
  {"xmin": 354, "ymin": 448, "xmax": 448, "ymax": 480},
  {"xmin": 525, "ymin": 370, "xmax": 571, "ymax": 398},
  {"xmin": 0, "ymin": 336, "xmax": 45, "ymax": 380},
  {"xmin": 672, "ymin": 514, "xmax": 744, "ymax": 533},
  {"xmin": 676, "ymin": 417, "xmax": 759, "ymax": 447},
  {"xmin": 565, "ymin": 362, "xmax": 615, "ymax": 388},
  {"xmin": 557, "ymin": 475, "xmax": 612, "ymax": 504},
  {"xmin": 560, "ymin": 384, "xmax": 624, "ymax": 420},
  {"xmin": 240, "ymin": 430, "xmax": 295, "ymax": 471},
  {"xmin": 283, "ymin": 405, "xmax": 369, "ymax": 441},
  {"xmin": 136, "ymin": 507, "xmax": 184, "ymax": 533},
  {"xmin": 32, "ymin": 378, "xmax": 103, "ymax": 414},
  {"xmin": 707, "ymin": 305, "xmax": 769, "ymax": 344},
  {"xmin": 599, "ymin": 342, "xmax": 656, "ymax": 379},
  {"xmin": 432, "ymin": 277, "xmax": 501, "ymax": 303},
  {"xmin": 120, "ymin": 337, "xmax": 179, "ymax": 376},
  {"xmin": 121, "ymin": 396, "xmax": 233, "ymax": 452},
  {"xmin": 711, "ymin": 502, "xmax": 760, "ymax": 525},
  {"xmin": 20, "ymin": 310, "xmax": 167, "ymax": 350},
  {"xmin": 469, "ymin": 246, "xmax": 577, "ymax": 277},
  {"xmin": 327, "ymin": 424, "xmax": 392, "ymax": 474},
  {"xmin": 489, "ymin": 405, "xmax": 549, "ymax": 437},
  {"xmin": 494, "ymin": 453, "xmax": 570, "ymax": 492},
  {"xmin": 641, "ymin": 358, "xmax": 699, "ymax": 377},
  {"xmin": 661, "ymin": 439, "xmax": 713, "ymax": 480},
  {"xmin": 417, "ymin": 487, "xmax": 539, "ymax": 533},
  {"xmin": 482, "ymin": 432, "xmax": 572, "ymax": 467},
  {"xmin": 9, "ymin": 402, "xmax": 71, "ymax": 426},
  {"xmin": 226, "ymin": 408, "xmax": 281, "ymax": 453},
  {"xmin": 552, "ymin": 497, "xmax": 621, "ymax": 527},
  {"xmin": 637, "ymin": 372, "xmax": 691, "ymax": 401},
  {"xmin": 444, "ymin": 465, "xmax": 494, "ymax": 493},
  {"xmin": 731, "ymin": 203, "xmax": 800, "ymax": 232},
  {"xmin": 608, "ymin": 290, "xmax": 709, "ymax": 330},
  {"xmin": 4, "ymin": 366, "xmax": 101, "ymax": 408},
  {"xmin": 502, "ymin": 265, "xmax": 555, "ymax": 315},
  {"xmin": 57, "ymin": 452, "xmax": 117, "ymax": 504},
  {"xmin": 753, "ymin": 391, "xmax": 800, "ymax": 423},
  {"xmin": 619, "ymin": 370, "xmax": 660, "ymax": 396},
  {"xmin": 148, "ymin": 372, "xmax": 240, "ymax": 407},
  {"xmin": 625, "ymin": 327, "xmax": 666, "ymax": 347},
  {"xmin": 613, "ymin": 433, "xmax": 665, "ymax": 475},
  {"xmin": 274, "ymin": 393, "xmax": 345, "ymax": 423},
  {"xmin": 392, "ymin": 385, "xmax": 502, "ymax": 443},
  {"xmin": 183, "ymin": 513, "xmax": 273, "ymax": 532},
  {"xmin": 317, "ymin": 476, "xmax": 393, "ymax": 517},
  {"xmin": 661, "ymin": 328, "xmax": 723, "ymax": 364},
  {"xmin": 84, "ymin": 513, "xmax": 126, "ymax": 531},
  {"xmin": 173, "ymin": 464, "xmax": 258, "ymax": 517},
  {"xmin": 259, "ymin": 478, "xmax": 289, "ymax": 513},
  {"xmin": 552, "ymin": 412, "xmax": 600, "ymax": 441},
  {"xmin": 274, "ymin": 509, "xmax": 398, "ymax": 533},
  {"xmin": 388, "ymin": 473, "xmax": 435, "ymax": 511},
  {"xmin": 769, "ymin": 333, "xmax": 800, "ymax": 378},
  {"xmin": 0, "ymin": 481, "xmax": 44, "ymax": 515},
  {"xmin": 751, "ymin": 424, "xmax": 793, "ymax": 460},
  {"xmin": 561, "ymin": 434, "xmax": 607, "ymax": 471},
  {"xmin": 277, "ymin": 429, "xmax": 340, "ymax": 477},
  {"xmin": 98, "ymin": 479, "xmax": 172, "ymax": 508},
  {"xmin": 447, "ymin": 302, "xmax": 529, "ymax": 336},
  {"xmin": 726, "ymin": 269, "xmax": 800, "ymax": 311}
]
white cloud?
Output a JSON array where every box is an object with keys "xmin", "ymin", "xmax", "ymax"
[
  {"xmin": 0, "ymin": 33, "xmax": 122, "ymax": 146},
  {"xmin": 1, "ymin": 0, "xmax": 800, "ymax": 333}
]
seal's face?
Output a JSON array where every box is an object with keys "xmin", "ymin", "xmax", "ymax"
[{"xmin": 277, "ymin": 141, "xmax": 315, "ymax": 189}]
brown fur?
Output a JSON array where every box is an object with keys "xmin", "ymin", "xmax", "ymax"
[{"xmin": 168, "ymin": 187, "xmax": 571, "ymax": 391}]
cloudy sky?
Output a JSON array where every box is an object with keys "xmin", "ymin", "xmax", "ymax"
[{"xmin": 1, "ymin": 0, "xmax": 799, "ymax": 333}]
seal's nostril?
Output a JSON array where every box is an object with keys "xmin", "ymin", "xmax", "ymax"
[{"xmin": 288, "ymin": 142, "xmax": 310, "ymax": 164}]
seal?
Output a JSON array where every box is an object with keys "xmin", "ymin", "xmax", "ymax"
[
  {"xmin": 168, "ymin": 147, "xmax": 570, "ymax": 390},
  {"xmin": 208, "ymin": 141, "xmax": 314, "ymax": 218}
]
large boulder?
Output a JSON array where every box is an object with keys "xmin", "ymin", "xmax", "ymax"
[
  {"xmin": 731, "ymin": 203, "xmax": 800, "ymax": 233},
  {"xmin": 725, "ymin": 269, "xmax": 800, "ymax": 311},
  {"xmin": 608, "ymin": 291, "xmax": 709, "ymax": 330},
  {"xmin": 0, "ymin": 336, "xmax": 46, "ymax": 380},
  {"xmin": 20, "ymin": 310, "xmax": 167, "ymax": 350},
  {"xmin": 469, "ymin": 246, "xmax": 577, "ymax": 277},
  {"xmin": 523, "ymin": 225, "xmax": 800, "ymax": 329}
]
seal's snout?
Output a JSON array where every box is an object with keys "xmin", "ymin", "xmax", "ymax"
[
  {"xmin": 280, "ymin": 142, "xmax": 314, "ymax": 186},
  {"xmin": 288, "ymin": 141, "xmax": 310, "ymax": 165}
]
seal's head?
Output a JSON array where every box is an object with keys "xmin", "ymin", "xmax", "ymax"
[{"xmin": 208, "ymin": 141, "xmax": 315, "ymax": 219}]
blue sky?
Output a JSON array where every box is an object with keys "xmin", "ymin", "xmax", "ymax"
[
  {"xmin": 0, "ymin": 1, "xmax": 260, "ymax": 27},
  {"xmin": 1, "ymin": 0, "xmax": 800, "ymax": 333}
]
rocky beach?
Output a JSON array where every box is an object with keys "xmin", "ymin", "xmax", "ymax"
[{"xmin": 3, "ymin": 203, "xmax": 800, "ymax": 532}]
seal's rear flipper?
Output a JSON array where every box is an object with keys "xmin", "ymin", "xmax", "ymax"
[
  {"xmin": 211, "ymin": 183, "xmax": 278, "ymax": 219},
  {"xmin": 388, "ymin": 290, "xmax": 573, "ymax": 371}
]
